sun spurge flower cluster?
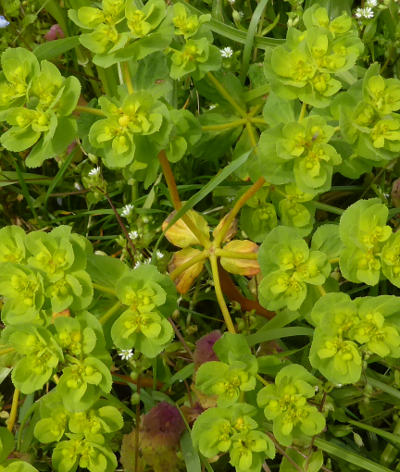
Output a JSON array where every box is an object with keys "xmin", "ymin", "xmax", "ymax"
[
  {"xmin": 68, "ymin": 0, "xmax": 172, "ymax": 66},
  {"xmin": 34, "ymin": 389, "xmax": 123, "ymax": 472},
  {"xmin": 257, "ymin": 226, "xmax": 331, "ymax": 311},
  {"xmin": 0, "ymin": 48, "xmax": 80, "ymax": 167},
  {"xmin": 257, "ymin": 364, "xmax": 325, "ymax": 446},
  {"xmin": 310, "ymin": 293, "xmax": 400, "ymax": 384},
  {"xmin": 332, "ymin": 64, "xmax": 400, "ymax": 176},
  {"xmin": 338, "ymin": 198, "xmax": 400, "ymax": 287},
  {"xmin": 265, "ymin": 5, "xmax": 363, "ymax": 107},
  {"xmin": 240, "ymin": 184, "xmax": 316, "ymax": 242},
  {"xmin": 192, "ymin": 403, "xmax": 275, "ymax": 472},
  {"xmin": 195, "ymin": 333, "xmax": 258, "ymax": 406},
  {"xmin": 0, "ymin": 225, "xmax": 178, "ymax": 472},
  {"xmin": 257, "ymin": 114, "xmax": 342, "ymax": 193},
  {"xmin": 193, "ymin": 334, "xmax": 275, "ymax": 472},
  {"xmin": 111, "ymin": 264, "xmax": 176, "ymax": 358}
]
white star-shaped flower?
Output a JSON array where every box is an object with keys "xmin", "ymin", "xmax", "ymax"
[
  {"xmin": 220, "ymin": 47, "xmax": 233, "ymax": 58},
  {"xmin": 118, "ymin": 349, "xmax": 134, "ymax": 360},
  {"xmin": 121, "ymin": 204, "xmax": 134, "ymax": 218},
  {"xmin": 129, "ymin": 230, "xmax": 139, "ymax": 240},
  {"xmin": 88, "ymin": 167, "xmax": 100, "ymax": 177}
]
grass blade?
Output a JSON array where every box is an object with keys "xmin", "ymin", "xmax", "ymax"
[{"xmin": 314, "ymin": 438, "xmax": 393, "ymax": 472}]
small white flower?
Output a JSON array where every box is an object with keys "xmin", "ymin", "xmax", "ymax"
[
  {"xmin": 129, "ymin": 230, "xmax": 139, "ymax": 240},
  {"xmin": 155, "ymin": 250, "xmax": 164, "ymax": 259},
  {"xmin": 355, "ymin": 6, "xmax": 374, "ymax": 18},
  {"xmin": 121, "ymin": 204, "xmax": 134, "ymax": 218},
  {"xmin": 220, "ymin": 46, "xmax": 233, "ymax": 58},
  {"xmin": 88, "ymin": 167, "xmax": 100, "ymax": 177},
  {"xmin": 0, "ymin": 16, "xmax": 9, "ymax": 28},
  {"xmin": 355, "ymin": 7, "xmax": 363, "ymax": 18},
  {"xmin": 366, "ymin": 0, "xmax": 378, "ymax": 7},
  {"xmin": 227, "ymin": 0, "xmax": 235, "ymax": 5},
  {"xmin": 118, "ymin": 349, "xmax": 134, "ymax": 360},
  {"xmin": 74, "ymin": 182, "xmax": 82, "ymax": 191},
  {"xmin": 209, "ymin": 104, "xmax": 216, "ymax": 110},
  {"xmin": 364, "ymin": 6, "xmax": 374, "ymax": 17}
]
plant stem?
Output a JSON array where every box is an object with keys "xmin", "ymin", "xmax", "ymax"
[
  {"xmin": 246, "ymin": 122, "xmax": 259, "ymax": 149},
  {"xmin": 207, "ymin": 72, "xmax": 247, "ymax": 118},
  {"xmin": 93, "ymin": 283, "xmax": 117, "ymax": 296},
  {"xmin": 122, "ymin": 62, "xmax": 134, "ymax": 94},
  {"xmin": 169, "ymin": 252, "xmax": 208, "ymax": 280},
  {"xmin": 215, "ymin": 177, "xmax": 266, "ymax": 246},
  {"xmin": 209, "ymin": 254, "xmax": 236, "ymax": 333},
  {"xmin": 202, "ymin": 119, "xmax": 247, "ymax": 131},
  {"xmin": 158, "ymin": 150, "xmax": 182, "ymax": 209},
  {"xmin": 317, "ymin": 285, "xmax": 327, "ymax": 297},
  {"xmin": 250, "ymin": 117, "xmax": 267, "ymax": 125},
  {"xmin": 0, "ymin": 347, "xmax": 15, "ymax": 356},
  {"xmin": 168, "ymin": 317, "xmax": 194, "ymax": 360},
  {"xmin": 134, "ymin": 375, "xmax": 141, "ymax": 472},
  {"xmin": 215, "ymin": 249, "xmax": 258, "ymax": 259},
  {"xmin": 99, "ymin": 301, "xmax": 123, "ymax": 325},
  {"xmin": 312, "ymin": 201, "xmax": 344, "ymax": 216},
  {"xmin": 7, "ymin": 389, "xmax": 20, "ymax": 432},
  {"xmin": 299, "ymin": 101, "xmax": 307, "ymax": 121},
  {"xmin": 267, "ymin": 433, "xmax": 303, "ymax": 472},
  {"xmin": 256, "ymin": 374, "xmax": 269, "ymax": 386},
  {"xmin": 157, "ymin": 151, "xmax": 210, "ymax": 248},
  {"xmin": 74, "ymin": 105, "xmax": 105, "ymax": 117}
]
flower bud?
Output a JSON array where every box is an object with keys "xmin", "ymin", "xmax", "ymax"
[{"xmin": 220, "ymin": 240, "xmax": 260, "ymax": 276}]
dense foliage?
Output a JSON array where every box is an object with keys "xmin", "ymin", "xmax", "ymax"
[{"xmin": 1, "ymin": 0, "xmax": 400, "ymax": 471}]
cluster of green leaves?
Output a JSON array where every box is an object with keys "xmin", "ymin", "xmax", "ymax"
[
  {"xmin": 193, "ymin": 334, "xmax": 275, "ymax": 472},
  {"xmin": 0, "ymin": 48, "xmax": 80, "ymax": 167},
  {"xmin": 240, "ymin": 184, "xmax": 316, "ymax": 242},
  {"xmin": 34, "ymin": 390, "xmax": 122, "ymax": 472},
  {"xmin": 332, "ymin": 64, "xmax": 400, "ymax": 176},
  {"xmin": 0, "ymin": 225, "xmax": 177, "ymax": 471},
  {"xmin": 310, "ymin": 293, "xmax": 400, "ymax": 385},
  {"xmin": 338, "ymin": 198, "xmax": 400, "ymax": 286},
  {"xmin": 257, "ymin": 226, "xmax": 331, "ymax": 312},
  {"xmin": 265, "ymin": 5, "xmax": 363, "ymax": 107},
  {"xmin": 110, "ymin": 264, "xmax": 176, "ymax": 357},
  {"xmin": 257, "ymin": 365, "xmax": 325, "ymax": 447}
]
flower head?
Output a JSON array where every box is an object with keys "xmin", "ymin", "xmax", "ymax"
[
  {"xmin": 88, "ymin": 167, "xmax": 101, "ymax": 177},
  {"xmin": 129, "ymin": 230, "xmax": 139, "ymax": 240},
  {"xmin": 141, "ymin": 402, "xmax": 185, "ymax": 448},
  {"xmin": 194, "ymin": 330, "xmax": 221, "ymax": 367},
  {"xmin": 0, "ymin": 16, "xmax": 9, "ymax": 28},
  {"xmin": 220, "ymin": 47, "xmax": 233, "ymax": 58},
  {"xmin": 355, "ymin": 6, "xmax": 374, "ymax": 18},
  {"xmin": 118, "ymin": 349, "xmax": 134, "ymax": 360},
  {"xmin": 366, "ymin": 0, "xmax": 378, "ymax": 7},
  {"xmin": 45, "ymin": 24, "xmax": 65, "ymax": 41},
  {"xmin": 121, "ymin": 204, "xmax": 134, "ymax": 218}
]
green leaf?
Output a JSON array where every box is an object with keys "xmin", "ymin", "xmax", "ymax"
[
  {"xmin": 314, "ymin": 438, "xmax": 393, "ymax": 472},
  {"xmin": 181, "ymin": 431, "xmax": 201, "ymax": 472},
  {"xmin": 161, "ymin": 151, "xmax": 250, "ymax": 237},
  {"xmin": 33, "ymin": 37, "xmax": 80, "ymax": 61}
]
